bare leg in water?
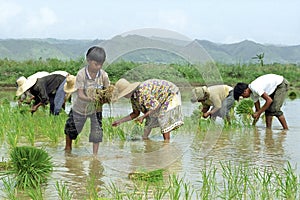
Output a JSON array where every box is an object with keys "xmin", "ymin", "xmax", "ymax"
[
  {"xmin": 65, "ymin": 135, "xmax": 72, "ymax": 152},
  {"xmin": 163, "ymin": 132, "xmax": 170, "ymax": 141},
  {"xmin": 143, "ymin": 127, "xmax": 152, "ymax": 140},
  {"xmin": 93, "ymin": 143, "xmax": 99, "ymax": 155},
  {"xmin": 277, "ymin": 115, "xmax": 289, "ymax": 130},
  {"xmin": 266, "ymin": 115, "xmax": 288, "ymax": 130}
]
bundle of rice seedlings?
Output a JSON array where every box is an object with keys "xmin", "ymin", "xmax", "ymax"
[
  {"xmin": 236, "ymin": 99, "xmax": 258, "ymax": 125},
  {"xmin": 95, "ymin": 85, "xmax": 117, "ymax": 104},
  {"xmin": 4, "ymin": 146, "xmax": 53, "ymax": 189},
  {"xmin": 128, "ymin": 169, "xmax": 164, "ymax": 182},
  {"xmin": 236, "ymin": 99, "xmax": 254, "ymax": 115}
]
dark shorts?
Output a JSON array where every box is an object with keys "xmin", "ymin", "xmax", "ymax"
[
  {"xmin": 64, "ymin": 109, "xmax": 103, "ymax": 143},
  {"xmin": 265, "ymin": 78, "xmax": 289, "ymax": 117}
]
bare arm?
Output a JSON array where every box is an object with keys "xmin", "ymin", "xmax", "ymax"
[
  {"xmin": 205, "ymin": 106, "xmax": 221, "ymax": 118},
  {"xmin": 253, "ymin": 92, "xmax": 273, "ymax": 120},
  {"xmin": 31, "ymin": 102, "xmax": 43, "ymax": 114},
  {"xmin": 112, "ymin": 109, "xmax": 140, "ymax": 126},
  {"xmin": 136, "ymin": 105, "xmax": 161, "ymax": 123}
]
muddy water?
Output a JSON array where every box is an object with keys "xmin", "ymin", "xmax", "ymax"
[{"xmin": 1, "ymin": 95, "xmax": 300, "ymax": 199}]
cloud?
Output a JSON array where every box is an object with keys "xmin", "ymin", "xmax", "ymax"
[
  {"xmin": 0, "ymin": 0, "xmax": 22, "ymax": 25},
  {"xmin": 26, "ymin": 7, "xmax": 57, "ymax": 29}
]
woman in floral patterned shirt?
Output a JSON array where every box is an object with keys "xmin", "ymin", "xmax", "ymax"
[{"xmin": 112, "ymin": 78, "xmax": 184, "ymax": 141}]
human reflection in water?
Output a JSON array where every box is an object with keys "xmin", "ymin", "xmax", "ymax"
[
  {"xmin": 63, "ymin": 155, "xmax": 104, "ymax": 199},
  {"xmin": 129, "ymin": 139, "xmax": 183, "ymax": 172},
  {"xmin": 252, "ymin": 128, "xmax": 287, "ymax": 169},
  {"xmin": 264, "ymin": 128, "xmax": 286, "ymax": 158}
]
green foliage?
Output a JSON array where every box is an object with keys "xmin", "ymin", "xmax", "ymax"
[
  {"xmin": 235, "ymin": 99, "xmax": 258, "ymax": 126},
  {"xmin": 252, "ymin": 52, "xmax": 265, "ymax": 66},
  {"xmin": 0, "ymin": 58, "xmax": 84, "ymax": 86},
  {"xmin": 236, "ymin": 99, "xmax": 254, "ymax": 115},
  {"xmin": 1, "ymin": 58, "xmax": 300, "ymax": 88},
  {"xmin": 55, "ymin": 181, "xmax": 73, "ymax": 200},
  {"xmin": 4, "ymin": 146, "xmax": 53, "ymax": 189},
  {"xmin": 128, "ymin": 169, "xmax": 164, "ymax": 182}
]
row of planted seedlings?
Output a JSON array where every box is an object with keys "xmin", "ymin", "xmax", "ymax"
[
  {"xmin": 1, "ymin": 148, "xmax": 300, "ymax": 200},
  {"xmin": 97, "ymin": 160, "xmax": 300, "ymax": 200},
  {"xmin": 106, "ymin": 162, "xmax": 300, "ymax": 200},
  {"xmin": 0, "ymin": 95, "xmax": 257, "ymax": 148}
]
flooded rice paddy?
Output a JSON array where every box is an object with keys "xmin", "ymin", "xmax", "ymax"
[{"xmin": 0, "ymin": 90, "xmax": 300, "ymax": 199}]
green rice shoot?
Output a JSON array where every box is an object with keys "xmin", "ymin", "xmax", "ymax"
[
  {"xmin": 236, "ymin": 99, "xmax": 258, "ymax": 126},
  {"xmin": 4, "ymin": 146, "xmax": 53, "ymax": 189},
  {"xmin": 128, "ymin": 169, "xmax": 164, "ymax": 182},
  {"xmin": 236, "ymin": 99, "xmax": 254, "ymax": 115}
]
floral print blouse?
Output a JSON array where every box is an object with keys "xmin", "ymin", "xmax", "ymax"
[{"xmin": 130, "ymin": 79, "xmax": 179, "ymax": 113}]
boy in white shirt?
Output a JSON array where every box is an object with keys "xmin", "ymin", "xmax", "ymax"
[{"xmin": 233, "ymin": 74, "xmax": 289, "ymax": 130}]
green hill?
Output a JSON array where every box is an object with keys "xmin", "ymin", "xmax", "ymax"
[{"xmin": 0, "ymin": 36, "xmax": 299, "ymax": 64}]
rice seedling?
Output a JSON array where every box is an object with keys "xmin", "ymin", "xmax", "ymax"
[
  {"xmin": 167, "ymin": 174, "xmax": 184, "ymax": 200},
  {"xmin": 235, "ymin": 99, "xmax": 258, "ymax": 126},
  {"xmin": 55, "ymin": 181, "xmax": 73, "ymax": 200},
  {"xmin": 86, "ymin": 174, "xmax": 99, "ymax": 200},
  {"xmin": 274, "ymin": 162, "xmax": 298, "ymax": 199},
  {"xmin": 3, "ymin": 146, "xmax": 53, "ymax": 189},
  {"xmin": 199, "ymin": 162, "xmax": 218, "ymax": 199},
  {"xmin": 1, "ymin": 177, "xmax": 17, "ymax": 200},
  {"xmin": 6, "ymin": 130, "xmax": 18, "ymax": 149},
  {"xmin": 26, "ymin": 186, "xmax": 44, "ymax": 200},
  {"xmin": 102, "ymin": 117, "xmax": 126, "ymax": 141},
  {"xmin": 128, "ymin": 168, "xmax": 164, "ymax": 182}
]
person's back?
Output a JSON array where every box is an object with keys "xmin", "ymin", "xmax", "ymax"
[
  {"xmin": 30, "ymin": 74, "xmax": 66, "ymax": 102},
  {"xmin": 207, "ymin": 85, "xmax": 233, "ymax": 108},
  {"xmin": 30, "ymin": 74, "xmax": 66, "ymax": 114}
]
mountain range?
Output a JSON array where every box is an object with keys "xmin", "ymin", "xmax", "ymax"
[{"xmin": 0, "ymin": 36, "xmax": 299, "ymax": 64}]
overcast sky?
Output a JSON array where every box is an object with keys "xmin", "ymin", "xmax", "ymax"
[{"xmin": 0, "ymin": 0, "xmax": 299, "ymax": 45}]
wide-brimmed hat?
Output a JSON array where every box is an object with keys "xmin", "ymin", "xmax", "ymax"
[
  {"xmin": 190, "ymin": 86, "xmax": 209, "ymax": 103},
  {"xmin": 64, "ymin": 75, "xmax": 76, "ymax": 93},
  {"xmin": 16, "ymin": 76, "xmax": 27, "ymax": 87},
  {"xmin": 115, "ymin": 78, "xmax": 140, "ymax": 99},
  {"xmin": 50, "ymin": 70, "xmax": 69, "ymax": 77},
  {"xmin": 16, "ymin": 77, "xmax": 38, "ymax": 96},
  {"xmin": 27, "ymin": 71, "xmax": 50, "ymax": 79}
]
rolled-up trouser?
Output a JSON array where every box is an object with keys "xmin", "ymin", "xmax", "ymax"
[
  {"xmin": 64, "ymin": 109, "xmax": 103, "ymax": 143},
  {"xmin": 265, "ymin": 78, "xmax": 289, "ymax": 117}
]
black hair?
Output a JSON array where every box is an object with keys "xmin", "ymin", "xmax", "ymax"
[
  {"xmin": 86, "ymin": 46, "xmax": 106, "ymax": 65},
  {"xmin": 233, "ymin": 83, "xmax": 248, "ymax": 100}
]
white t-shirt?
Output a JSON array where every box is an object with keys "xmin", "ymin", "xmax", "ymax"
[{"xmin": 249, "ymin": 74, "xmax": 283, "ymax": 102}]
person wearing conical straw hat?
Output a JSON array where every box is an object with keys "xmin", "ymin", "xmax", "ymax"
[
  {"xmin": 112, "ymin": 78, "xmax": 184, "ymax": 141},
  {"xmin": 16, "ymin": 71, "xmax": 50, "ymax": 105},
  {"xmin": 16, "ymin": 73, "xmax": 66, "ymax": 115},
  {"xmin": 64, "ymin": 46, "xmax": 110, "ymax": 155},
  {"xmin": 63, "ymin": 74, "xmax": 76, "ymax": 100},
  {"xmin": 190, "ymin": 85, "xmax": 235, "ymax": 122}
]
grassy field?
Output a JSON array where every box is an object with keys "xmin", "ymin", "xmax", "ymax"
[{"xmin": 1, "ymin": 58, "xmax": 300, "ymax": 88}]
